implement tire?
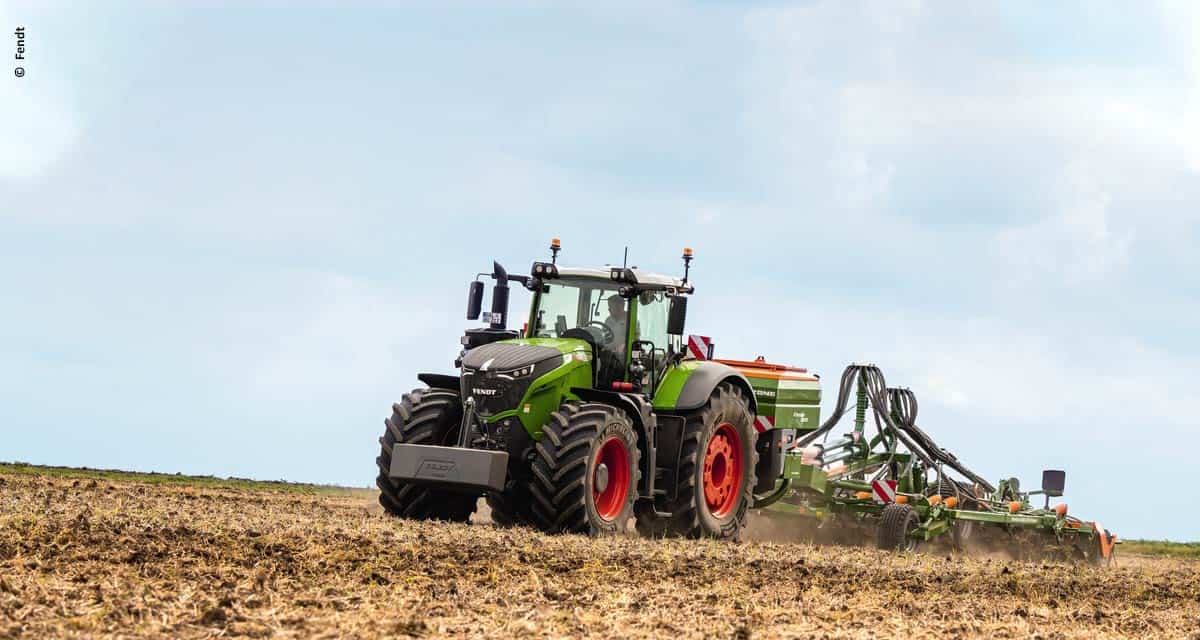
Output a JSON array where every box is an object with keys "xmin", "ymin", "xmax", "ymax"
[
  {"xmin": 951, "ymin": 520, "xmax": 975, "ymax": 552},
  {"xmin": 931, "ymin": 476, "xmax": 981, "ymax": 510},
  {"xmin": 641, "ymin": 382, "xmax": 757, "ymax": 540},
  {"xmin": 877, "ymin": 503, "xmax": 920, "ymax": 552},
  {"xmin": 375, "ymin": 388, "xmax": 478, "ymax": 522},
  {"xmin": 530, "ymin": 402, "xmax": 640, "ymax": 536}
]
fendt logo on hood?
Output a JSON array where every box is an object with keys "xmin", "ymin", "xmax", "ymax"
[{"xmin": 473, "ymin": 388, "xmax": 500, "ymax": 396}]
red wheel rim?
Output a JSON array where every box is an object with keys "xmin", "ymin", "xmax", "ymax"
[
  {"xmin": 703, "ymin": 423, "xmax": 742, "ymax": 518},
  {"xmin": 593, "ymin": 437, "xmax": 630, "ymax": 521}
]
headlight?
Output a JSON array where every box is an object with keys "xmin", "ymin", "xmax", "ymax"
[{"xmin": 500, "ymin": 365, "xmax": 535, "ymax": 378}]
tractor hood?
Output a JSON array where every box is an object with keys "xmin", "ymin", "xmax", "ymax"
[
  {"xmin": 460, "ymin": 338, "xmax": 589, "ymax": 418},
  {"xmin": 461, "ymin": 341, "xmax": 563, "ymax": 373}
]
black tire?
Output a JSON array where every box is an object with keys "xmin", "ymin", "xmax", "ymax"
[
  {"xmin": 877, "ymin": 503, "xmax": 920, "ymax": 552},
  {"xmin": 529, "ymin": 402, "xmax": 641, "ymax": 535},
  {"xmin": 930, "ymin": 476, "xmax": 980, "ymax": 510},
  {"xmin": 375, "ymin": 388, "xmax": 478, "ymax": 522},
  {"xmin": 640, "ymin": 382, "xmax": 757, "ymax": 540},
  {"xmin": 485, "ymin": 483, "xmax": 537, "ymax": 528},
  {"xmin": 924, "ymin": 477, "xmax": 977, "ymax": 551},
  {"xmin": 951, "ymin": 519, "xmax": 975, "ymax": 552}
]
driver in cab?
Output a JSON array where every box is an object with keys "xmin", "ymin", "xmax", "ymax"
[{"xmin": 602, "ymin": 295, "xmax": 631, "ymax": 356}]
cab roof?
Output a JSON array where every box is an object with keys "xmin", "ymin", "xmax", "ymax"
[{"xmin": 551, "ymin": 266, "xmax": 694, "ymax": 293}]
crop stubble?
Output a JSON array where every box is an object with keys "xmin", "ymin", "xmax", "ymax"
[{"xmin": 1, "ymin": 471, "xmax": 1197, "ymax": 638}]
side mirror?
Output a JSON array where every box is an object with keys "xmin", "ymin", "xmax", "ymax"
[
  {"xmin": 667, "ymin": 297, "xmax": 687, "ymax": 335},
  {"xmin": 1041, "ymin": 469, "xmax": 1065, "ymax": 497},
  {"xmin": 466, "ymin": 281, "xmax": 484, "ymax": 320}
]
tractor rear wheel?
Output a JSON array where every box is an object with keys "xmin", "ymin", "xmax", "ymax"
[
  {"xmin": 877, "ymin": 503, "xmax": 920, "ymax": 552},
  {"xmin": 529, "ymin": 402, "xmax": 640, "ymax": 535},
  {"xmin": 640, "ymin": 382, "xmax": 757, "ymax": 540},
  {"xmin": 375, "ymin": 388, "xmax": 478, "ymax": 522}
]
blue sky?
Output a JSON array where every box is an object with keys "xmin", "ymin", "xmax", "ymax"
[{"xmin": 2, "ymin": 2, "xmax": 1198, "ymax": 540}]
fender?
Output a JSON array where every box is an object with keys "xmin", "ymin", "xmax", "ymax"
[
  {"xmin": 418, "ymin": 373, "xmax": 460, "ymax": 391},
  {"xmin": 570, "ymin": 387, "xmax": 658, "ymax": 499},
  {"xmin": 654, "ymin": 360, "xmax": 758, "ymax": 415}
]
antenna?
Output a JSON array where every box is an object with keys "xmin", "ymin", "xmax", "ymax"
[{"xmin": 623, "ymin": 246, "xmax": 628, "ymax": 269}]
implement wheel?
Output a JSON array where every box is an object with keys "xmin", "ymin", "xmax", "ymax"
[
  {"xmin": 375, "ymin": 388, "xmax": 479, "ymax": 522},
  {"xmin": 952, "ymin": 520, "xmax": 975, "ymax": 552},
  {"xmin": 639, "ymin": 382, "xmax": 757, "ymax": 540},
  {"xmin": 530, "ymin": 402, "xmax": 640, "ymax": 535},
  {"xmin": 877, "ymin": 503, "xmax": 920, "ymax": 552}
]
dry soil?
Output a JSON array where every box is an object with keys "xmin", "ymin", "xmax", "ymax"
[{"xmin": 1, "ymin": 470, "xmax": 1197, "ymax": 638}]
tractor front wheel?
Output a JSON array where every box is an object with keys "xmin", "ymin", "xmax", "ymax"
[
  {"xmin": 375, "ymin": 388, "xmax": 478, "ymax": 522},
  {"xmin": 530, "ymin": 402, "xmax": 641, "ymax": 535}
]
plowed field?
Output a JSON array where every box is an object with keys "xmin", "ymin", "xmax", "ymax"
[{"xmin": 1, "ymin": 467, "xmax": 1197, "ymax": 638}]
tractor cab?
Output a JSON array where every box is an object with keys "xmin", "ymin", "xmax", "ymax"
[
  {"xmin": 525, "ymin": 267, "xmax": 686, "ymax": 392},
  {"xmin": 461, "ymin": 239, "xmax": 695, "ymax": 399},
  {"xmin": 384, "ymin": 240, "xmax": 778, "ymax": 539}
]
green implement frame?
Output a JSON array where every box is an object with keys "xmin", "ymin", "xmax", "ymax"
[{"xmin": 759, "ymin": 363, "xmax": 1117, "ymax": 564}]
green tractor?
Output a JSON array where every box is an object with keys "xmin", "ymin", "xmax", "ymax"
[{"xmin": 375, "ymin": 241, "xmax": 782, "ymax": 538}]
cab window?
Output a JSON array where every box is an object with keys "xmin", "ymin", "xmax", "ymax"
[{"xmin": 636, "ymin": 291, "xmax": 669, "ymax": 354}]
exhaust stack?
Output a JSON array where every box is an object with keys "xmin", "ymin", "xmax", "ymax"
[{"xmin": 489, "ymin": 261, "xmax": 509, "ymax": 331}]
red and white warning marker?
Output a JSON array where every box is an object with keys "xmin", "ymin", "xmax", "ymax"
[
  {"xmin": 687, "ymin": 335, "xmax": 713, "ymax": 360},
  {"xmin": 871, "ymin": 479, "xmax": 898, "ymax": 504},
  {"xmin": 753, "ymin": 415, "xmax": 774, "ymax": 433}
]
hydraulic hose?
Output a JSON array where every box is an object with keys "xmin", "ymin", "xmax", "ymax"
[{"xmin": 794, "ymin": 364, "xmax": 996, "ymax": 493}]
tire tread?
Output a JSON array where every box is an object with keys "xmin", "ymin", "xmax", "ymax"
[
  {"xmin": 529, "ymin": 402, "xmax": 639, "ymax": 535},
  {"xmin": 376, "ymin": 388, "xmax": 478, "ymax": 522}
]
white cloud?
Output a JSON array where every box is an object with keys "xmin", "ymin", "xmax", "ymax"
[
  {"xmin": 1158, "ymin": 0, "xmax": 1200, "ymax": 172},
  {"xmin": 992, "ymin": 163, "xmax": 1134, "ymax": 287},
  {"xmin": 829, "ymin": 146, "xmax": 894, "ymax": 209},
  {"xmin": 696, "ymin": 287, "xmax": 1198, "ymax": 477},
  {"xmin": 735, "ymin": 0, "xmax": 1195, "ymax": 298},
  {"xmin": 921, "ymin": 374, "xmax": 969, "ymax": 409}
]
